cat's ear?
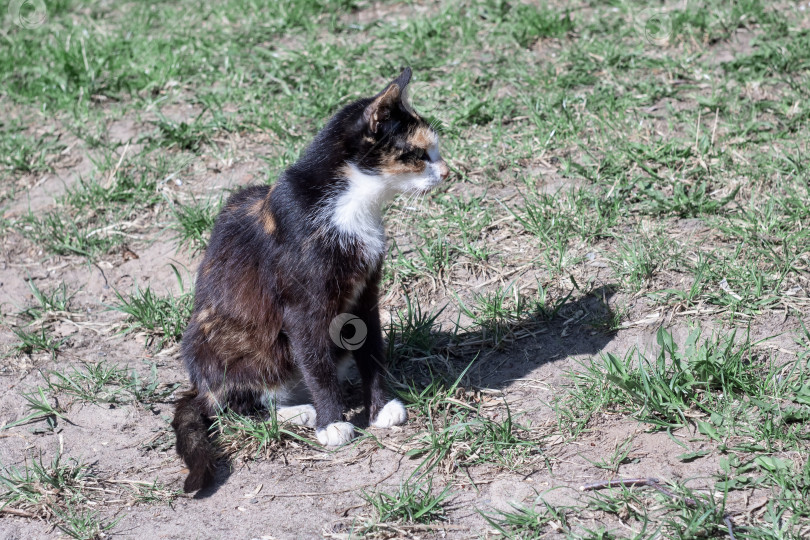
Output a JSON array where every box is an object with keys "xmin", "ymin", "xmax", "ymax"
[
  {"xmin": 364, "ymin": 67, "xmax": 412, "ymax": 133},
  {"xmin": 391, "ymin": 66, "xmax": 412, "ymax": 90}
]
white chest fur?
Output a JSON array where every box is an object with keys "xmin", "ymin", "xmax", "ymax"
[{"xmin": 328, "ymin": 164, "xmax": 393, "ymax": 261}]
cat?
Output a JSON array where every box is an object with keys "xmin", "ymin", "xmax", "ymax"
[{"xmin": 171, "ymin": 67, "xmax": 449, "ymax": 492}]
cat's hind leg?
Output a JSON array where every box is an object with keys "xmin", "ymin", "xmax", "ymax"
[
  {"xmin": 263, "ymin": 374, "xmax": 318, "ymax": 428},
  {"xmin": 276, "ymin": 404, "xmax": 317, "ymax": 427}
]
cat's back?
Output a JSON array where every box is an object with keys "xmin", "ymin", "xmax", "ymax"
[
  {"xmin": 204, "ymin": 184, "xmax": 278, "ymax": 252},
  {"xmin": 193, "ymin": 184, "xmax": 279, "ymax": 288}
]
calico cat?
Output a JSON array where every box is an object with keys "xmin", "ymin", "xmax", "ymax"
[{"xmin": 171, "ymin": 67, "xmax": 449, "ymax": 492}]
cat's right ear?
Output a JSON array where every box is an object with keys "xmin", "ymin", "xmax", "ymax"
[
  {"xmin": 363, "ymin": 68, "xmax": 412, "ymax": 134},
  {"xmin": 391, "ymin": 67, "xmax": 412, "ymax": 90}
]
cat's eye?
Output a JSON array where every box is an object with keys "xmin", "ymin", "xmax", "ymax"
[{"xmin": 412, "ymin": 148, "xmax": 426, "ymax": 160}]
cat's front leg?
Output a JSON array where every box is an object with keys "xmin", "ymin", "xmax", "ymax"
[
  {"xmin": 351, "ymin": 287, "xmax": 408, "ymax": 429},
  {"xmin": 287, "ymin": 316, "xmax": 354, "ymax": 446}
]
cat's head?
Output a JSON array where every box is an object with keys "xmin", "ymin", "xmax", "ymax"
[{"xmin": 349, "ymin": 67, "xmax": 449, "ymax": 194}]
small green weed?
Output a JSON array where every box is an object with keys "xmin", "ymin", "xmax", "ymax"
[
  {"xmin": 387, "ymin": 294, "xmax": 445, "ymax": 365},
  {"xmin": 608, "ymin": 231, "xmax": 674, "ymax": 291},
  {"xmin": 0, "ymin": 452, "xmax": 120, "ymax": 539},
  {"xmin": 168, "ymin": 195, "xmax": 222, "ymax": 253},
  {"xmin": 481, "ymin": 499, "xmax": 569, "ymax": 539},
  {"xmin": 556, "ymin": 326, "xmax": 810, "ymax": 453},
  {"xmin": 457, "ymin": 283, "xmax": 538, "ymax": 347},
  {"xmin": 111, "ymin": 270, "xmax": 193, "ymax": 349},
  {"xmin": 361, "ymin": 476, "xmax": 450, "ymax": 525},
  {"xmin": 0, "ymin": 129, "xmax": 63, "ymax": 174},
  {"xmin": 213, "ymin": 409, "xmax": 311, "ymax": 460},
  {"xmin": 19, "ymin": 280, "xmax": 75, "ymax": 321},
  {"xmin": 1, "ymin": 387, "xmax": 68, "ymax": 431},
  {"xmin": 401, "ymin": 366, "xmax": 541, "ymax": 474},
  {"xmin": 10, "ymin": 326, "xmax": 64, "ymax": 358},
  {"xmin": 41, "ymin": 360, "xmax": 178, "ymax": 406}
]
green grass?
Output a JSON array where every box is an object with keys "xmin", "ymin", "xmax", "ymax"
[
  {"xmin": 168, "ymin": 195, "xmax": 222, "ymax": 253},
  {"xmin": 18, "ymin": 280, "xmax": 75, "ymax": 321},
  {"xmin": 18, "ymin": 210, "xmax": 118, "ymax": 258},
  {"xmin": 8, "ymin": 281, "xmax": 77, "ymax": 359},
  {"xmin": 213, "ymin": 409, "xmax": 313, "ymax": 460},
  {"xmin": 0, "ymin": 386, "xmax": 68, "ymax": 431},
  {"xmin": 386, "ymin": 294, "xmax": 445, "ymax": 365},
  {"xmin": 361, "ymin": 476, "xmax": 450, "ymax": 526},
  {"xmin": 555, "ymin": 326, "xmax": 810, "ymax": 536},
  {"xmin": 481, "ymin": 499, "xmax": 570, "ymax": 539},
  {"xmin": 111, "ymin": 271, "xmax": 193, "ymax": 349},
  {"xmin": 44, "ymin": 361, "xmax": 179, "ymax": 405},
  {"xmin": 557, "ymin": 327, "xmax": 807, "ymax": 436},
  {"xmin": 0, "ymin": 452, "xmax": 117, "ymax": 539},
  {"xmin": 0, "ymin": 449, "xmax": 174, "ymax": 539},
  {"xmin": 10, "ymin": 326, "xmax": 65, "ymax": 358},
  {"xmin": 15, "ymin": 152, "xmax": 170, "ymax": 258},
  {"xmin": 0, "ymin": 127, "xmax": 63, "ymax": 175},
  {"xmin": 399, "ymin": 365, "xmax": 542, "ymax": 475}
]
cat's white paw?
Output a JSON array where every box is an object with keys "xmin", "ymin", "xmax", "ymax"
[
  {"xmin": 371, "ymin": 399, "xmax": 408, "ymax": 428},
  {"xmin": 316, "ymin": 422, "xmax": 355, "ymax": 446},
  {"xmin": 276, "ymin": 404, "xmax": 317, "ymax": 428}
]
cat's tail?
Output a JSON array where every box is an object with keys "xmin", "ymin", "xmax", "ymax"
[{"xmin": 171, "ymin": 388, "xmax": 216, "ymax": 493}]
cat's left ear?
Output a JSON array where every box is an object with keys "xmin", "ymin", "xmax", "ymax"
[{"xmin": 364, "ymin": 67, "xmax": 412, "ymax": 133}]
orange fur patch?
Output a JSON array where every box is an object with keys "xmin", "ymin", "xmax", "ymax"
[
  {"xmin": 196, "ymin": 308, "xmax": 216, "ymax": 334},
  {"xmin": 248, "ymin": 200, "xmax": 263, "ymax": 215},
  {"xmin": 260, "ymin": 210, "xmax": 276, "ymax": 234},
  {"xmin": 380, "ymin": 150, "xmax": 426, "ymax": 176},
  {"xmin": 409, "ymin": 126, "xmax": 437, "ymax": 149}
]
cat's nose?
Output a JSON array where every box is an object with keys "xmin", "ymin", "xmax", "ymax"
[{"xmin": 437, "ymin": 160, "xmax": 450, "ymax": 180}]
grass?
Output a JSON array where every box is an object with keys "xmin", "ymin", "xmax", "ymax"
[
  {"xmin": 0, "ymin": 387, "xmax": 68, "ymax": 431},
  {"xmin": 0, "ymin": 452, "xmax": 117, "ymax": 539},
  {"xmin": 0, "ymin": 128, "xmax": 63, "ymax": 176},
  {"xmin": 2, "ymin": 362, "xmax": 177, "ymax": 432},
  {"xmin": 399, "ymin": 365, "xmax": 543, "ymax": 475},
  {"xmin": 111, "ymin": 271, "xmax": 193, "ymax": 350},
  {"xmin": 556, "ymin": 326, "xmax": 810, "ymax": 536},
  {"xmin": 386, "ymin": 294, "xmax": 445, "ymax": 365},
  {"xmin": 168, "ymin": 194, "xmax": 222, "ymax": 253},
  {"xmin": 10, "ymin": 326, "xmax": 65, "ymax": 358},
  {"xmin": 43, "ymin": 361, "xmax": 178, "ymax": 405},
  {"xmin": 213, "ymin": 409, "xmax": 313, "ymax": 460},
  {"xmin": 361, "ymin": 476, "xmax": 450, "ymax": 526},
  {"xmin": 0, "ymin": 0, "xmax": 808, "ymax": 536},
  {"xmin": 7, "ymin": 281, "xmax": 78, "ymax": 359},
  {"xmin": 557, "ymin": 327, "xmax": 805, "ymax": 435},
  {"xmin": 481, "ymin": 500, "xmax": 570, "ymax": 539},
  {"xmin": 19, "ymin": 280, "xmax": 74, "ymax": 321},
  {"xmin": 0, "ymin": 450, "xmax": 175, "ymax": 539}
]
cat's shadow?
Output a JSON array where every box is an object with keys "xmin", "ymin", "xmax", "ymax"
[
  {"xmin": 192, "ymin": 466, "xmax": 232, "ymax": 500},
  {"xmin": 376, "ymin": 284, "xmax": 621, "ymax": 405}
]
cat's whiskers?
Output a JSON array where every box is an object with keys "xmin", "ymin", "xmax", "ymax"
[{"xmin": 393, "ymin": 188, "xmax": 420, "ymax": 237}]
